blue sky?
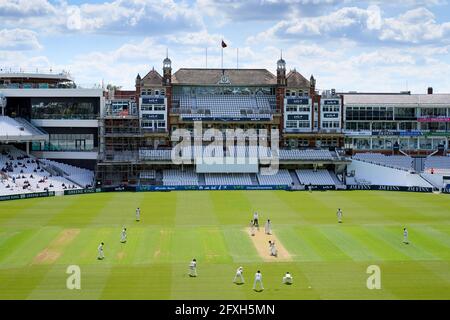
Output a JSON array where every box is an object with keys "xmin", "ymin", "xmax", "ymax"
[{"xmin": 1, "ymin": 0, "xmax": 450, "ymax": 92}]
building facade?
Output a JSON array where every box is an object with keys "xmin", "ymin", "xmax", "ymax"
[
  {"xmin": 0, "ymin": 72, "xmax": 104, "ymax": 169},
  {"xmin": 342, "ymin": 92, "xmax": 450, "ymax": 154}
]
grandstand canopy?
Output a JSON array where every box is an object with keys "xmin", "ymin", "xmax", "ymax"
[
  {"xmin": 343, "ymin": 93, "xmax": 450, "ymax": 105},
  {"xmin": 0, "ymin": 72, "xmax": 73, "ymax": 82}
]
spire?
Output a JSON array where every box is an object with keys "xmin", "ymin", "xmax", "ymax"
[{"xmin": 163, "ymin": 48, "xmax": 172, "ymax": 67}]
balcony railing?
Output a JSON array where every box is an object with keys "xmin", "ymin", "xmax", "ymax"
[
  {"xmin": 142, "ymin": 128, "xmax": 168, "ymax": 134},
  {"xmin": 31, "ymin": 114, "xmax": 99, "ymax": 120},
  {"xmin": 0, "ymin": 83, "xmax": 76, "ymax": 89}
]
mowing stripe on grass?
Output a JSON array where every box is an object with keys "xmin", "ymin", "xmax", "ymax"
[
  {"xmin": 0, "ymin": 265, "xmax": 52, "ymax": 299},
  {"xmin": 47, "ymin": 193, "xmax": 114, "ymax": 228},
  {"xmin": 344, "ymin": 226, "xmax": 410, "ymax": 261},
  {"xmin": 406, "ymin": 226, "xmax": 450, "ymax": 260},
  {"xmin": 170, "ymin": 227, "xmax": 203, "ymax": 263},
  {"xmin": 28, "ymin": 263, "xmax": 114, "ymax": 299},
  {"xmin": 2, "ymin": 197, "xmax": 77, "ymax": 229},
  {"xmin": 222, "ymin": 227, "xmax": 262, "ymax": 263},
  {"xmin": 319, "ymin": 226, "xmax": 382, "ymax": 262},
  {"xmin": 198, "ymin": 227, "xmax": 233, "ymax": 264},
  {"xmin": 140, "ymin": 193, "xmax": 177, "ymax": 226},
  {"xmin": 210, "ymin": 191, "xmax": 254, "ymax": 225},
  {"xmin": 175, "ymin": 192, "xmax": 217, "ymax": 226},
  {"xmin": 293, "ymin": 226, "xmax": 352, "ymax": 261},
  {"xmin": 246, "ymin": 191, "xmax": 303, "ymax": 225},
  {"xmin": 150, "ymin": 228, "xmax": 174, "ymax": 264},
  {"xmin": 0, "ymin": 229, "xmax": 36, "ymax": 266},
  {"xmin": 32, "ymin": 228, "xmax": 80, "ymax": 265},
  {"xmin": 0, "ymin": 227, "xmax": 61, "ymax": 268},
  {"xmin": 365, "ymin": 226, "xmax": 440, "ymax": 261},
  {"xmin": 298, "ymin": 261, "xmax": 397, "ymax": 300},
  {"xmin": 380, "ymin": 261, "xmax": 450, "ymax": 299},
  {"xmin": 102, "ymin": 264, "xmax": 173, "ymax": 299}
]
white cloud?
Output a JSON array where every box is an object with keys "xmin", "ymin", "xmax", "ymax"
[
  {"xmin": 2, "ymin": 35, "xmax": 450, "ymax": 93},
  {"xmin": 196, "ymin": 0, "xmax": 448, "ymax": 25},
  {"xmin": 380, "ymin": 7, "xmax": 450, "ymax": 43},
  {"xmin": 0, "ymin": 29, "xmax": 42, "ymax": 51},
  {"xmin": 350, "ymin": 50, "xmax": 416, "ymax": 66},
  {"xmin": 0, "ymin": 0, "xmax": 55, "ymax": 17},
  {"xmin": 196, "ymin": 0, "xmax": 340, "ymax": 23},
  {"xmin": 248, "ymin": 4, "xmax": 450, "ymax": 44},
  {"xmin": 166, "ymin": 30, "xmax": 226, "ymax": 47},
  {"xmin": 247, "ymin": 5, "xmax": 382, "ymax": 44},
  {"xmin": 0, "ymin": 0, "xmax": 204, "ymax": 35}
]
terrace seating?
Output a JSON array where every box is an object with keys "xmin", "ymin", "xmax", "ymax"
[
  {"xmin": 353, "ymin": 153, "xmax": 413, "ymax": 171},
  {"xmin": 175, "ymin": 95, "xmax": 274, "ymax": 118},
  {"xmin": 40, "ymin": 159, "xmax": 94, "ymax": 188},
  {"xmin": 162, "ymin": 169, "xmax": 199, "ymax": 186},
  {"xmin": 257, "ymin": 169, "xmax": 293, "ymax": 185},
  {"xmin": 348, "ymin": 159, "xmax": 432, "ymax": 187},
  {"xmin": 204, "ymin": 173, "xmax": 253, "ymax": 185},
  {"xmin": 227, "ymin": 146, "xmax": 269, "ymax": 159},
  {"xmin": 295, "ymin": 169, "xmax": 335, "ymax": 185},
  {"xmin": 424, "ymin": 156, "xmax": 450, "ymax": 173},
  {"xmin": 140, "ymin": 170, "xmax": 156, "ymax": 180},
  {"xmin": 279, "ymin": 149, "xmax": 334, "ymax": 160},
  {"xmin": 0, "ymin": 116, "xmax": 43, "ymax": 138},
  {"xmin": 0, "ymin": 145, "xmax": 83, "ymax": 194},
  {"xmin": 140, "ymin": 147, "xmax": 337, "ymax": 162}
]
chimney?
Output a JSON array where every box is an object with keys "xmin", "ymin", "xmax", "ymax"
[{"xmin": 427, "ymin": 87, "xmax": 433, "ymax": 94}]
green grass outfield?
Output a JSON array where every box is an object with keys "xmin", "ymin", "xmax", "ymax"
[{"xmin": 0, "ymin": 190, "xmax": 449, "ymax": 300}]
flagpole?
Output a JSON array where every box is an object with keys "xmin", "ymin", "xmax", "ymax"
[
  {"xmin": 237, "ymin": 48, "xmax": 239, "ymax": 69},
  {"xmin": 221, "ymin": 46, "xmax": 223, "ymax": 69}
]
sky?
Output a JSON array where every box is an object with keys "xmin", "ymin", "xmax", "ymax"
[{"xmin": 1, "ymin": 0, "xmax": 450, "ymax": 92}]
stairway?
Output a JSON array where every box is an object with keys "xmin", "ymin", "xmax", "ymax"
[
  {"xmin": 155, "ymin": 170, "xmax": 164, "ymax": 185},
  {"xmin": 15, "ymin": 117, "xmax": 48, "ymax": 137},
  {"xmin": 250, "ymin": 173, "xmax": 259, "ymax": 185},
  {"xmin": 329, "ymin": 170, "xmax": 342, "ymax": 185},
  {"xmin": 198, "ymin": 173, "xmax": 206, "ymax": 185},
  {"xmin": 288, "ymin": 170, "xmax": 301, "ymax": 186},
  {"xmin": 413, "ymin": 157, "xmax": 426, "ymax": 172}
]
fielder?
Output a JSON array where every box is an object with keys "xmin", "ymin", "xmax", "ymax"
[
  {"xmin": 97, "ymin": 242, "xmax": 105, "ymax": 260},
  {"xmin": 403, "ymin": 227, "xmax": 409, "ymax": 244},
  {"xmin": 250, "ymin": 220, "xmax": 256, "ymax": 236},
  {"xmin": 253, "ymin": 212, "xmax": 259, "ymax": 230},
  {"xmin": 189, "ymin": 258, "xmax": 197, "ymax": 277},
  {"xmin": 120, "ymin": 227, "xmax": 127, "ymax": 243},
  {"xmin": 337, "ymin": 208, "xmax": 343, "ymax": 223},
  {"xmin": 283, "ymin": 272, "xmax": 293, "ymax": 285},
  {"xmin": 253, "ymin": 270, "xmax": 264, "ymax": 291},
  {"xmin": 233, "ymin": 266, "xmax": 245, "ymax": 284},
  {"xmin": 264, "ymin": 219, "xmax": 272, "ymax": 235},
  {"xmin": 136, "ymin": 207, "xmax": 140, "ymax": 221}
]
